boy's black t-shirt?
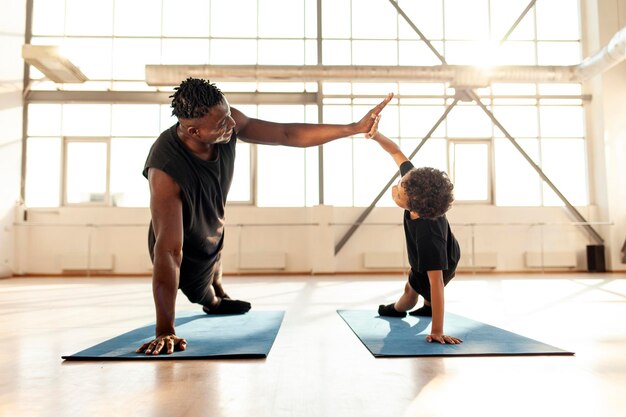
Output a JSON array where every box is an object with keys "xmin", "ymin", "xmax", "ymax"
[
  {"xmin": 399, "ymin": 161, "xmax": 460, "ymax": 277},
  {"xmin": 143, "ymin": 124, "xmax": 237, "ymax": 280}
]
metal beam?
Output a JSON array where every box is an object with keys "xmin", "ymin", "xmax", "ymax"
[
  {"xmin": 498, "ymin": 0, "xmax": 538, "ymax": 46},
  {"xmin": 145, "ymin": 64, "xmax": 581, "ymax": 86},
  {"xmin": 26, "ymin": 90, "xmax": 319, "ymax": 105},
  {"xmin": 466, "ymin": 89, "xmax": 604, "ymax": 244},
  {"xmin": 387, "ymin": 0, "xmax": 446, "ymax": 63}
]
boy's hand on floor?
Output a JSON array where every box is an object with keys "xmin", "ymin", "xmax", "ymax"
[{"xmin": 426, "ymin": 333, "xmax": 463, "ymax": 344}]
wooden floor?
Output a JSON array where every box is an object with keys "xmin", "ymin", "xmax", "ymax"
[{"xmin": 1, "ymin": 272, "xmax": 626, "ymax": 417}]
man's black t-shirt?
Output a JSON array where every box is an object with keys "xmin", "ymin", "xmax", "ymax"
[
  {"xmin": 400, "ymin": 161, "xmax": 460, "ymax": 293},
  {"xmin": 143, "ymin": 124, "xmax": 237, "ymax": 281}
]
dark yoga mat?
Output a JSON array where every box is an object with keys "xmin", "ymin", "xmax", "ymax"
[
  {"xmin": 63, "ymin": 310, "xmax": 285, "ymax": 360},
  {"xmin": 337, "ymin": 310, "xmax": 573, "ymax": 357}
]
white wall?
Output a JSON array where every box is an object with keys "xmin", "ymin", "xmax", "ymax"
[
  {"xmin": 15, "ymin": 204, "xmax": 598, "ymax": 275},
  {"xmin": 0, "ymin": 0, "xmax": 25, "ymax": 278},
  {"xmin": 584, "ymin": 0, "xmax": 626, "ymax": 271}
]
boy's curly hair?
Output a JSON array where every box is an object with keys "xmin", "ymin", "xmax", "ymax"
[
  {"xmin": 170, "ymin": 77, "xmax": 224, "ymax": 119},
  {"xmin": 402, "ymin": 167, "xmax": 454, "ymax": 219}
]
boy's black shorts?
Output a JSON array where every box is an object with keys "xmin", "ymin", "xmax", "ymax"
[{"xmin": 408, "ymin": 268, "xmax": 456, "ymax": 302}]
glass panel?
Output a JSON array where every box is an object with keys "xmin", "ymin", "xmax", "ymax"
[
  {"xmin": 257, "ymin": 146, "xmax": 305, "ymax": 207},
  {"xmin": 110, "ymin": 138, "xmax": 153, "ymax": 207},
  {"xmin": 323, "ymin": 139, "xmax": 353, "ymax": 206},
  {"xmin": 258, "ymin": 0, "xmax": 304, "ymax": 38},
  {"xmin": 65, "ymin": 141, "xmax": 108, "ymax": 204},
  {"xmin": 322, "ymin": 40, "xmax": 352, "ymax": 65},
  {"xmin": 162, "ymin": 0, "xmax": 210, "ymax": 37},
  {"xmin": 322, "ymin": 101, "xmax": 352, "ymax": 206},
  {"xmin": 444, "ymin": 0, "xmax": 489, "ymax": 40},
  {"xmin": 257, "ymin": 82, "xmax": 307, "ymax": 93},
  {"xmin": 112, "ymin": 104, "xmax": 161, "ymax": 137},
  {"xmin": 493, "ymin": 106, "xmax": 538, "ymax": 138},
  {"xmin": 538, "ymin": 83, "xmax": 582, "ymax": 96},
  {"xmin": 537, "ymin": 41, "xmax": 581, "ymax": 65},
  {"xmin": 494, "ymin": 138, "xmax": 541, "ymax": 206},
  {"xmin": 228, "ymin": 141, "xmax": 251, "ymax": 203},
  {"xmin": 536, "ymin": 0, "xmax": 580, "ymax": 40},
  {"xmin": 28, "ymin": 104, "xmax": 62, "ymax": 136},
  {"xmin": 25, "ymin": 137, "xmax": 62, "ymax": 207},
  {"xmin": 305, "ymin": 39, "xmax": 318, "ymax": 65},
  {"xmin": 541, "ymin": 139, "xmax": 588, "ymax": 206},
  {"xmin": 210, "ymin": 0, "xmax": 257, "ymax": 37},
  {"xmin": 63, "ymin": 38, "xmax": 113, "ymax": 80},
  {"xmin": 399, "ymin": 41, "xmax": 445, "ymax": 66},
  {"xmin": 305, "ymin": 0, "xmax": 317, "ymax": 39},
  {"xmin": 32, "ymin": 0, "xmax": 65, "ymax": 36},
  {"xmin": 322, "ymin": 104, "xmax": 352, "ymax": 124},
  {"xmin": 258, "ymin": 40, "xmax": 305, "ymax": 65},
  {"xmin": 494, "ymin": 41, "xmax": 536, "ymax": 65},
  {"xmin": 160, "ymin": 105, "xmax": 177, "ymax": 132},
  {"xmin": 490, "ymin": 0, "xmax": 536, "ymax": 41},
  {"xmin": 540, "ymin": 106, "xmax": 584, "ymax": 137},
  {"xmin": 491, "ymin": 83, "xmax": 537, "ymax": 95},
  {"xmin": 352, "ymin": 40, "xmax": 398, "ymax": 65},
  {"xmin": 112, "ymin": 38, "xmax": 161, "ymax": 80},
  {"xmin": 62, "ymin": 104, "xmax": 111, "ymax": 136},
  {"xmin": 352, "ymin": 0, "xmax": 398, "ymax": 39},
  {"xmin": 447, "ymin": 105, "xmax": 492, "ymax": 138},
  {"xmin": 210, "ymin": 39, "xmax": 258, "ymax": 64},
  {"xmin": 305, "ymin": 146, "xmax": 319, "ymax": 207},
  {"xmin": 398, "ymin": 0, "xmax": 444, "ymax": 40},
  {"xmin": 114, "ymin": 0, "xmax": 161, "ymax": 36},
  {"xmin": 256, "ymin": 105, "xmax": 307, "ymax": 207},
  {"xmin": 161, "ymin": 39, "xmax": 210, "ymax": 65},
  {"xmin": 322, "ymin": 0, "xmax": 351, "ymax": 38},
  {"xmin": 444, "ymin": 40, "xmax": 495, "ymax": 65},
  {"xmin": 65, "ymin": 0, "xmax": 113, "ymax": 36},
  {"xmin": 403, "ymin": 138, "xmax": 447, "ymax": 173},
  {"xmin": 354, "ymin": 139, "xmax": 398, "ymax": 206},
  {"xmin": 400, "ymin": 105, "xmax": 446, "ymax": 138},
  {"xmin": 450, "ymin": 142, "xmax": 489, "ymax": 201}
]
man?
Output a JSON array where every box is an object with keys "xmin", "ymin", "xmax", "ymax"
[{"xmin": 137, "ymin": 78, "xmax": 392, "ymax": 355}]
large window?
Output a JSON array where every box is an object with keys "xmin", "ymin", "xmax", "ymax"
[{"xmin": 25, "ymin": 0, "xmax": 588, "ymax": 209}]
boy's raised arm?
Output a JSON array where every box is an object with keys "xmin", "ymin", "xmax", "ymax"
[{"xmin": 369, "ymin": 131, "xmax": 409, "ymax": 168}]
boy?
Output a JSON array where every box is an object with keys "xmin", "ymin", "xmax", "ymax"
[{"xmin": 369, "ymin": 131, "xmax": 463, "ymax": 345}]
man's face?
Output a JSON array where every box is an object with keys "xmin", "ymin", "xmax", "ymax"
[{"xmin": 180, "ymin": 100, "xmax": 236, "ymax": 145}]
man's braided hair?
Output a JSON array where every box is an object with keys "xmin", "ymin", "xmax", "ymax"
[{"xmin": 170, "ymin": 78, "xmax": 224, "ymax": 119}]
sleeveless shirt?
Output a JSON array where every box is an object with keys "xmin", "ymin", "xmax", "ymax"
[{"xmin": 143, "ymin": 124, "xmax": 237, "ymax": 280}]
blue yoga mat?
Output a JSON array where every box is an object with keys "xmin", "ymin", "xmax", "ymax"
[
  {"xmin": 337, "ymin": 310, "xmax": 573, "ymax": 357},
  {"xmin": 62, "ymin": 310, "xmax": 285, "ymax": 360}
]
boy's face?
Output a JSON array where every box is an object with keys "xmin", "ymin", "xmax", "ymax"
[{"xmin": 391, "ymin": 173, "xmax": 411, "ymax": 211}]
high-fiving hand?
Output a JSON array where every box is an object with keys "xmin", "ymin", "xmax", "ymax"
[{"xmin": 358, "ymin": 92, "xmax": 394, "ymax": 139}]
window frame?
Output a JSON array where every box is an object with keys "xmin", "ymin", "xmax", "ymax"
[
  {"xmin": 448, "ymin": 138, "xmax": 493, "ymax": 205},
  {"xmin": 62, "ymin": 136, "xmax": 111, "ymax": 207}
]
